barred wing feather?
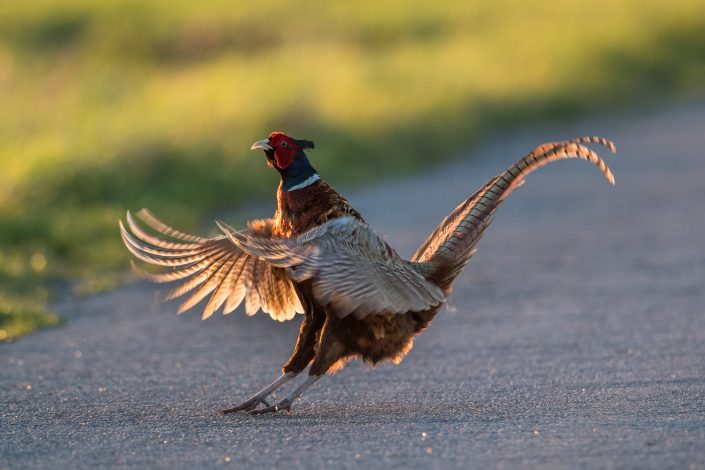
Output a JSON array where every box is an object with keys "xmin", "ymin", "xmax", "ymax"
[
  {"xmin": 220, "ymin": 217, "xmax": 446, "ymax": 319},
  {"xmin": 120, "ymin": 209, "xmax": 303, "ymax": 322}
]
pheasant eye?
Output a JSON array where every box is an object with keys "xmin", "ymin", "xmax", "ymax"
[{"xmin": 281, "ymin": 141, "xmax": 288, "ymax": 148}]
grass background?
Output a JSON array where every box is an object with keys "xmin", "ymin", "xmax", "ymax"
[{"xmin": 1, "ymin": 0, "xmax": 705, "ymax": 339}]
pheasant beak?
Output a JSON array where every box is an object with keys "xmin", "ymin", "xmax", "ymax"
[{"xmin": 251, "ymin": 139, "xmax": 273, "ymax": 151}]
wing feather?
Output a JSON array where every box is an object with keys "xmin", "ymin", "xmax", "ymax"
[
  {"xmin": 165, "ymin": 251, "xmax": 231, "ymax": 301},
  {"xmin": 202, "ymin": 257, "xmax": 240, "ymax": 320},
  {"xmin": 120, "ymin": 210, "xmax": 304, "ymax": 321},
  {"xmin": 223, "ymin": 257, "xmax": 249, "ymax": 314},
  {"xmin": 226, "ymin": 217, "xmax": 445, "ymax": 319},
  {"xmin": 176, "ymin": 255, "xmax": 233, "ymax": 314},
  {"xmin": 243, "ymin": 258, "xmax": 261, "ymax": 316}
]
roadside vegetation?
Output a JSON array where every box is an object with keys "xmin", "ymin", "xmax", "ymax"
[{"xmin": 1, "ymin": 0, "xmax": 704, "ymax": 340}]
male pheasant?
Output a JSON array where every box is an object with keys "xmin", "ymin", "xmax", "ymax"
[{"xmin": 120, "ymin": 132, "xmax": 616, "ymax": 414}]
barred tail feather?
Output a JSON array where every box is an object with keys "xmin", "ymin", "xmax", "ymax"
[{"xmin": 414, "ymin": 137, "xmax": 616, "ymax": 288}]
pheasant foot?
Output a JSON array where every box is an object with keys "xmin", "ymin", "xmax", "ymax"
[
  {"xmin": 221, "ymin": 372, "xmax": 297, "ymax": 414},
  {"xmin": 248, "ymin": 398, "xmax": 292, "ymax": 415},
  {"xmin": 248, "ymin": 375, "xmax": 321, "ymax": 415}
]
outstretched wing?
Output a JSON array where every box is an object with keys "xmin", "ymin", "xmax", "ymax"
[
  {"xmin": 119, "ymin": 209, "xmax": 304, "ymax": 322},
  {"xmin": 220, "ymin": 217, "xmax": 446, "ymax": 319}
]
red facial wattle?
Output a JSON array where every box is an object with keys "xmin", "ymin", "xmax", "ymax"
[
  {"xmin": 273, "ymin": 145, "xmax": 295, "ymax": 169},
  {"xmin": 268, "ymin": 132, "xmax": 298, "ymax": 169}
]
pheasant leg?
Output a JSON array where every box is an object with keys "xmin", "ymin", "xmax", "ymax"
[
  {"xmin": 221, "ymin": 372, "xmax": 297, "ymax": 413},
  {"xmin": 249, "ymin": 375, "xmax": 321, "ymax": 415}
]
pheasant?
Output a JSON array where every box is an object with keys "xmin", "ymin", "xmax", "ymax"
[{"xmin": 120, "ymin": 131, "xmax": 616, "ymax": 414}]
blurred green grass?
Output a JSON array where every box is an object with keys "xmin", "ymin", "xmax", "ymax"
[
  {"xmin": 0, "ymin": 296, "xmax": 61, "ymax": 341},
  {"xmin": 1, "ymin": 0, "xmax": 705, "ymax": 339}
]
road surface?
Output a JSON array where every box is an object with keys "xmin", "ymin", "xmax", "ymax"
[{"xmin": 2, "ymin": 100, "xmax": 705, "ymax": 469}]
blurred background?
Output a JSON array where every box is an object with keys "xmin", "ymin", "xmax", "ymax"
[{"xmin": 1, "ymin": 0, "xmax": 704, "ymax": 340}]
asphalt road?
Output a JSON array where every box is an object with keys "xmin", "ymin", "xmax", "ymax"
[{"xmin": 3, "ymin": 100, "xmax": 705, "ymax": 469}]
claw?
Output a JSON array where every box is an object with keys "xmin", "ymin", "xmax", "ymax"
[
  {"xmin": 221, "ymin": 372, "xmax": 296, "ymax": 414},
  {"xmin": 221, "ymin": 395, "xmax": 274, "ymax": 414},
  {"xmin": 248, "ymin": 398, "xmax": 292, "ymax": 415},
  {"xmin": 223, "ymin": 374, "xmax": 320, "ymax": 416}
]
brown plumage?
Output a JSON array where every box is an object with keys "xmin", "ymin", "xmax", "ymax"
[{"xmin": 120, "ymin": 132, "xmax": 616, "ymax": 414}]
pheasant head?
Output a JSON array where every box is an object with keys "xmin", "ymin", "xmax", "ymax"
[
  {"xmin": 251, "ymin": 132, "xmax": 315, "ymax": 170},
  {"xmin": 251, "ymin": 132, "xmax": 318, "ymax": 191}
]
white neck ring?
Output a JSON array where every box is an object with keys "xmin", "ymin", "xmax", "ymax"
[{"xmin": 287, "ymin": 173, "xmax": 321, "ymax": 191}]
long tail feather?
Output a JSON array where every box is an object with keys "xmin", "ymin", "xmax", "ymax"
[{"xmin": 414, "ymin": 137, "xmax": 616, "ymax": 288}]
